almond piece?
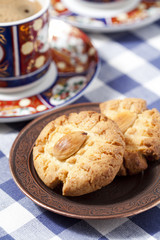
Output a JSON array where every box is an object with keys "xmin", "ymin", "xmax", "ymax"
[
  {"xmin": 112, "ymin": 111, "xmax": 137, "ymax": 133},
  {"xmin": 53, "ymin": 131, "xmax": 87, "ymax": 160}
]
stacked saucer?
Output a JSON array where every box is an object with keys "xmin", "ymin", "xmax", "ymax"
[{"xmin": 50, "ymin": 0, "xmax": 160, "ymax": 32}]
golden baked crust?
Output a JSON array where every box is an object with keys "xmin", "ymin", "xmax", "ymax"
[
  {"xmin": 100, "ymin": 98, "xmax": 147, "ymax": 118},
  {"xmin": 100, "ymin": 98, "xmax": 160, "ymax": 175},
  {"xmin": 33, "ymin": 111, "xmax": 125, "ymax": 196}
]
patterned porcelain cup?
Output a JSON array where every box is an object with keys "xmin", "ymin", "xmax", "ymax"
[{"xmin": 0, "ymin": 0, "xmax": 51, "ymax": 93}]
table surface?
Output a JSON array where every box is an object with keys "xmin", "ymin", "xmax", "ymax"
[{"xmin": 1, "ymin": 17, "xmax": 160, "ymax": 240}]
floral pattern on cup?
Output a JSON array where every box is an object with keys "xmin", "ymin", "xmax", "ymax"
[{"xmin": 18, "ymin": 11, "xmax": 50, "ymax": 75}]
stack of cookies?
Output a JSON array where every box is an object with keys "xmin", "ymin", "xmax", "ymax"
[
  {"xmin": 100, "ymin": 98, "xmax": 160, "ymax": 176},
  {"xmin": 33, "ymin": 98, "xmax": 160, "ymax": 196}
]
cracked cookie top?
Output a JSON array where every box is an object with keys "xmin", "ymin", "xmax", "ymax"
[
  {"xmin": 100, "ymin": 98, "xmax": 160, "ymax": 176},
  {"xmin": 33, "ymin": 111, "xmax": 125, "ymax": 196}
]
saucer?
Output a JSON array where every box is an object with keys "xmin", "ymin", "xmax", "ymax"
[
  {"xmin": 50, "ymin": 0, "xmax": 160, "ymax": 32},
  {"xmin": 0, "ymin": 19, "xmax": 99, "ymax": 123},
  {"xmin": 0, "ymin": 62, "xmax": 57, "ymax": 99},
  {"xmin": 76, "ymin": 0, "xmax": 132, "ymax": 9},
  {"xmin": 61, "ymin": 0, "xmax": 140, "ymax": 18}
]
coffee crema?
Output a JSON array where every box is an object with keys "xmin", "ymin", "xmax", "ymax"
[{"xmin": 0, "ymin": 0, "xmax": 42, "ymax": 23}]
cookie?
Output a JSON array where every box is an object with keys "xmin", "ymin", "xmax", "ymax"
[
  {"xmin": 33, "ymin": 111, "xmax": 125, "ymax": 196},
  {"xmin": 100, "ymin": 98, "xmax": 160, "ymax": 176}
]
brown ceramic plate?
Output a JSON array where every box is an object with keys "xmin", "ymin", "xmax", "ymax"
[{"xmin": 9, "ymin": 102, "xmax": 160, "ymax": 219}]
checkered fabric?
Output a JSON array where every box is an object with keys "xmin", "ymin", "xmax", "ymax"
[{"xmin": 1, "ymin": 19, "xmax": 160, "ymax": 240}]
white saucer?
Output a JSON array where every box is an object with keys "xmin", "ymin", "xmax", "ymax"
[
  {"xmin": 75, "ymin": 0, "xmax": 130, "ymax": 9},
  {"xmin": 62, "ymin": 0, "xmax": 140, "ymax": 18},
  {"xmin": 51, "ymin": 0, "xmax": 160, "ymax": 32},
  {"xmin": 0, "ymin": 62, "xmax": 57, "ymax": 101}
]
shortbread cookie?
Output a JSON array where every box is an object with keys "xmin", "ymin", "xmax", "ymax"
[
  {"xmin": 33, "ymin": 111, "xmax": 125, "ymax": 196},
  {"xmin": 100, "ymin": 98, "xmax": 160, "ymax": 176}
]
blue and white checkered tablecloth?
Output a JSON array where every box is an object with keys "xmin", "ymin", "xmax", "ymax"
[{"xmin": 1, "ymin": 19, "xmax": 160, "ymax": 240}]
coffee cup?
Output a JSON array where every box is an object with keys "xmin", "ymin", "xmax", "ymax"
[{"xmin": 0, "ymin": 0, "xmax": 52, "ymax": 93}]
